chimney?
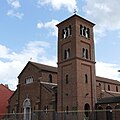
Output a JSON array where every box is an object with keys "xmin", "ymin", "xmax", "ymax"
[{"xmin": 5, "ymin": 84, "xmax": 8, "ymax": 88}]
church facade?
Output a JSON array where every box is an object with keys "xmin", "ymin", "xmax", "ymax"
[{"xmin": 8, "ymin": 14, "xmax": 120, "ymax": 120}]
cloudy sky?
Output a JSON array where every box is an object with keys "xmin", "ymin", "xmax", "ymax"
[{"xmin": 0, "ymin": 0, "xmax": 120, "ymax": 90}]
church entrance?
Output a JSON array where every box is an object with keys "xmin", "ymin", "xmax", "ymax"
[{"xmin": 23, "ymin": 98, "xmax": 31, "ymax": 120}]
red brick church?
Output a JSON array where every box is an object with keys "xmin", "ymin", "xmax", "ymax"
[{"xmin": 8, "ymin": 14, "xmax": 120, "ymax": 120}]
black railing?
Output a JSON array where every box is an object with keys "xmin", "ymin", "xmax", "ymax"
[{"xmin": 1, "ymin": 109, "xmax": 120, "ymax": 120}]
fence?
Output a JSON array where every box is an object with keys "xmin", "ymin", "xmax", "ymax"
[{"xmin": 0, "ymin": 109, "xmax": 120, "ymax": 120}]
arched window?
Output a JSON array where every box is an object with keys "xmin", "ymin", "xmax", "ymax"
[
  {"xmin": 62, "ymin": 25, "xmax": 72, "ymax": 39},
  {"xmin": 82, "ymin": 48, "xmax": 88, "ymax": 59},
  {"xmin": 49, "ymin": 74, "xmax": 52, "ymax": 83},
  {"xmin": 64, "ymin": 50, "xmax": 67, "ymax": 59},
  {"xmin": 80, "ymin": 25, "xmax": 90, "ymax": 38},
  {"xmin": 86, "ymin": 49, "xmax": 88, "ymax": 59},
  {"xmin": 68, "ymin": 25, "xmax": 71, "ymax": 36},
  {"xmin": 67, "ymin": 48, "xmax": 70, "ymax": 58},
  {"xmin": 65, "ymin": 27, "xmax": 68, "ymax": 37},
  {"xmin": 108, "ymin": 85, "xmax": 110, "ymax": 91},
  {"xmin": 97, "ymin": 106, "xmax": 105, "ymax": 120},
  {"xmin": 83, "ymin": 26, "xmax": 86, "ymax": 36},
  {"xmin": 82, "ymin": 48, "xmax": 85, "ymax": 58},
  {"xmin": 85, "ymin": 74, "xmax": 88, "ymax": 83},
  {"xmin": 97, "ymin": 106, "xmax": 103, "ymax": 110},
  {"xmin": 106, "ymin": 106, "xmax": 112, "ymax": 120},
  {"xmin": 62, "ymin": 29, "xmax": 64, "ymax": 38},
  {"xmin": 116, "ymin": 86, "xmax": 118, "ymax": 92},
  {"xmin": 64, "ymin": 48, "xmax": 70, "ymax": 59},
  {"xmin": 87, "ymin": 28, "xmax": 90, "ymax": 38},
  {"xmin": 80, "ymin": 25, "xmax": 83, "ymax": 36},
  {"xmin": 115, "ymin": 105, "xmax": 120, "ymax": 109},
  {"xmin": 66, "ymin": 106, "xmax": 69, "ymax": 114},
  {"xmin": 84, "ymin": 103, "xmax": 90, "ymax": 118},
  {"xmin": 66, "ymin": 75, "xmax": 68, "ymax": 84},
  {"xmin": 115, "ymin": 105, "xmax": 120, "ymax": 119}
]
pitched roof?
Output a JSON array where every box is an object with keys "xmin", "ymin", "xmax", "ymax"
[
  {"xmin": 97, "ymin": 96, "xmax": 120, "ymax": 104},
  {"xmin": 30, "ymin": 61, "xmax": 57, "ymax": 73},
  {"xmin": 56, "ymin": 14, "xmax": 95, "ymax": 27},
  {"xmin": 18, "ymin": 61, "xmax": 57, "ymax": 78},
  {"xmin": 96, "ymin": 76, "xmax": 120, "ymax": 85}
]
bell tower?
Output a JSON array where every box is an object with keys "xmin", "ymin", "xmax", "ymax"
[{"xmin": 57, "ymin": 14, "xmax": 96, "ymax": 118}]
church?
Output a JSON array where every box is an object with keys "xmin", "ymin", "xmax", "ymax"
[{"xmin": 7, "ymin": 14, "xmax": 120, "ymax": 120}]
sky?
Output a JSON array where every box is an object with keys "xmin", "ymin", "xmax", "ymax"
[{"xmin": 1, "ymin": 0, "xmax": 120, "ymax": 90}]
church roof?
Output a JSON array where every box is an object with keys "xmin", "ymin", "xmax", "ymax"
[
  {"xmin": 96, "ymin": 76, "xmax": 120, "ymax": 85},
  {"xmin": 56, "ymin": 14, "xmax": 95, "ymax": 27},
  {"xmin": 30, "ymin": 61, "xmax": 57, "ymax": 73},
  {"xmin": 18, "ymin": 61, "xmax": 57, "ymax": 78},
  {"xmin": 97, "ymin": 96, "xmax": 120, "ymax": 104}
]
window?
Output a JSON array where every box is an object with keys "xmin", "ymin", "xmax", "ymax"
[
  {"xmin": 49, "ymin": 74, "xmax": 52, "ymax": 83},
  {"xmin": 62, "ymin": 25, "xmax": 72, "ymax": 39},
  {"xmin": 85, "ymin": 74, "xmax": 88, "ymax": 83},
  {"xmin": 64, "ymin": 29, "xmax": 67, "ymax": 38},
  {"xmin": 66, "ymin": 75, "xmax": 68, "ymax": 84},
  {"xmin": 67, "ymin": 48, "xmax": 70, "ymax": 58},
  {"xmin": 80, "ymin": 25, "xmax": 90, "ymax": 38},
  {"xmin": 80, "ymin": 25, "xmax": 83, "ymax": 36},
  {"xmin": 116, "ymin": 86, "xmax": 118, "ymax": 92},
  {"xmin": 66, "ymin": 106, "xmax": 69, "ymax": 114},
  {"xmin": 86, "ymin": 49, "xmax": 88, "ymax": 59},
  {"xmin": 64, "ymin": 50, "xmax": 67, "ymax": 59},
  {"xmin": 108, "ymin": 85, "xmax": 110, "ymax": 91},
  {"xmin": 25, "ymin": 77, "xmax": 33, "ymax": 84},
  {"xmin": 99, "ymin": 83, "xmax": 101, "ymax": 86},
  {"xmin": 83, "ymin": 26, "xmax": 86, "ymax": 36},
  {"xmin": 66, "ymin": 93, "xmax": 68, "ymax": 96},
  {"xmin": 82, "ymin": 48, "xmax": 88, "ymax": 59},
  {"xmin": 84, "ymin": 103, "xmax": 90, "ymax": 118},
  {"xmin": 82, "ymin": 48, "xmax": 85, "ymax": 58},
  {"xmin": 62, "ymin": 29, "xmax": 64, "ymax": 38},
  {"xmin": 85, "ymin": 28, "xmax": 90, "ymax": 38},
  {"xmin": 64, "ymin": 48, "xmax": 70, "ymax": 59},
  {"xmin": 68, "ymin": 25, "xmax": 71, "ymax": 36},
  {"xmin": 106, "ymin": 106, "xmax": 112, "ymax": 120}
]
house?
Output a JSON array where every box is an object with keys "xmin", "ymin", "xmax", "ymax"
[{"xmin": 0, "ymin": 84, "xmax": 13, "ymax": 118}]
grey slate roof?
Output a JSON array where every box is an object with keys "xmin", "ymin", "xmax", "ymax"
[{"xmin": 97, "ymin": 96, "xmax": 120, "ymax": 104}]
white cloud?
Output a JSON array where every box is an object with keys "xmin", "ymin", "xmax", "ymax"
[
  {"xmin": 0, "ymin": 61, "xmax": 23, "ymax": 90},
  {"xmin": 7, "ymin": 0, "xmax": 21, "ymax": 9},
  {"xmin": 37, "ymin": 23, "xmax": 44, "ymax": 29},
  {"xmin": 37, "ymin": 19, "xmax": 59, "ymax": 37},
  {"xmin": 83, "ymin": 0, "xmax": 120, "ymax": 40},
  {"xmin": 96, "ymin": 61, "xmax": 120, "ymax": 80},
  {"xmin": 0, "ymin": 44, "xmax": 10, "ymax": 58},
  {"xmin": 0, "ymin": 41, "xmax": 57, "ymax": 90},
  {"xmin": 6, "ymin": 0, "xmax": 24, "ymax": 19},
  {"xmin": 37, "ymin": 0, "xmax": 78, "ymax": 12},
  {"xmin": 7, "ymin": 10, "xmax": 24, "ymax": 19}
]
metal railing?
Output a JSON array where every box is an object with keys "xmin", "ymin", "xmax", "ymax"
[{"xmin": 1, "ymin": 109, "xmax": 120, "ymax": 120}]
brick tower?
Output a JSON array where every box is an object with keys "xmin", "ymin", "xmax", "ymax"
[{"xmin": 57, "ymin": 14, "xmax": 96, "ymax": 119}]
